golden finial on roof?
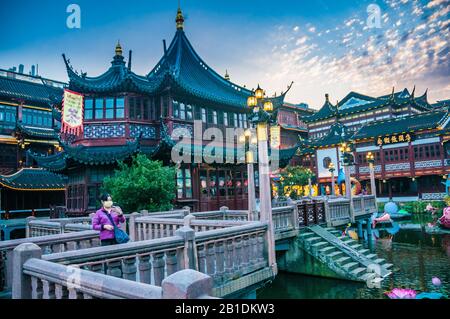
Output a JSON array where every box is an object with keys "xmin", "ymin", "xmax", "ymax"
[
  {"xmin": 176, "ymin": 5, "xmax": 184, "ymax": 30},
  {"xmin": 115, "ymin": 41, "xmax": 123, "ymax": 56},
  {"xmin": 224, "ymin": 70, "xmax": 230, "ymax": 81}
]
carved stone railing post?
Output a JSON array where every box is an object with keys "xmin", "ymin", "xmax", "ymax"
[
  {"xmin": 224, "ymin": 239, "xmax": 234, "ymax": 281},
  {"xmin": 152, "ymin": 252, "xmax": 165, "ymax": 286},
  {"xmin": 138, "ymin": 255, "xmax": 151, "ymax": 284},
  {"xmin": 12, "ymin": 243, "xmax": 42, "ymax": 299},
  {"xmin": 220, "ymin": 206, "xmax": 229, "ymax": 220},
  {"xmin": 214, "ymin": 241, "xmax": 225, "ymax": 285},
  {"xmin": 25, "ymin": 216, "xmax": 36, "ymax": 238},
  {"xmin": 122, "ymin": 257, "xmax": 137, "ymax": 281},
  {"xmin": 324, "ymin": 200, "xmax": 331, "ymax": 227},
  {"xmin": 205, "ymin": 243, "xmax": 216, "ymax": 279},
  {"xmin": 292, "ymin": 205, "xmax": 299, "ymax": 230},
  {"xmin": 175, "ymin": 221, "xmax": 197, "ymax": 271},
  {"xmin": 162, "ymin": 269, "xmax": 213, "ymax": 299},
  {"xmin": 182, "ymin": 206, "xmax": 191, "ymax": 217},
  {"xmin": 128, "ymin": 212, "xmax": 141, "ymax": 242}
]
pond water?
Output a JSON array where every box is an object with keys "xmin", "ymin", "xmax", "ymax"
[{"xmin": 257, "ymin": 214, "xmax": 450, "ymax": 299}]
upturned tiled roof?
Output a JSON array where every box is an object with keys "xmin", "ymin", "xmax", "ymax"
[
  {"xmin": 0, "ymin": 76, "xmax": 63, "ymax": 107},
  {"xmin": 0, "ymin": 168, "xmax": 66, "ymax": 191},
  {"xmin": 353, "ymin": 110, "xmax": 447, "ymax": 140}
]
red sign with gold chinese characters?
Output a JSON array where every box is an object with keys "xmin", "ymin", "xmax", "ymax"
[{"xmin": 376, "ymin": 133, "xmax": 415, "ymax": 146}]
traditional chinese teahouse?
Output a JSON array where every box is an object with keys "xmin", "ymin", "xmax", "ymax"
[
  {"xmin": 0, "ymin": 68, "xmax": 66, "ymax": 228},
  {"xmin": 297, "ymin": 89, "xmax": 450, "ymax": 200},
  {"xmin": 29, "ymin": 7, "xmax": 297, "ymax": 215}
]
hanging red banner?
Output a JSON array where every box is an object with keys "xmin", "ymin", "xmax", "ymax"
[{"xmin": 61, "ymin": 89, "xmax": 84, "ymax": 136}]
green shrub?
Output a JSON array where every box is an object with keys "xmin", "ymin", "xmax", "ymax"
[{"xmin": 103, "ymin": 155, "xmax": 176, "ymax": 212}]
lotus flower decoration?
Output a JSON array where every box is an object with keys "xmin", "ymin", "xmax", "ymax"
[{"xmin": 385, "ymin": 288, "xmax": 417, "ymax": 299}]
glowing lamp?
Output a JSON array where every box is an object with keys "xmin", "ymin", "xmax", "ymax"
[
  {"xmin": 255, "ymin": 85, "xmax": 264, "ymax": 99},
  {"xmin": 263, "ymin": 100, "xmax": 273, "ymax": 112},
  {"xmin": 247, "ymin": 95, "xmax": 257, "ymax": 108}
]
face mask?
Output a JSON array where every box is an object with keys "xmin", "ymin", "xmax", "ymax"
[{"xmin": 103, "ymin": 200, "xmax": 113, "ymax": 209}]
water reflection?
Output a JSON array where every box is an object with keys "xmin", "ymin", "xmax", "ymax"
[{"xmin": 258, "ymin": 214, "xmax": 450, "ymax": 299}]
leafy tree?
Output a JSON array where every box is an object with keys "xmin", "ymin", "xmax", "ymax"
[
  {"xmin": 279, "ymin": 166, "xmax": 315, "ymax": 197},
  {"xmin": 103, "ymin": 155, "xmax": 176, "ymax": 212}
]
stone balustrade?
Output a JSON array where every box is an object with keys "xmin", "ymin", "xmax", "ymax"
[
  {"xmin": 13, "ymin": 243, "xmax": 214, "ymax": 299},
  {"xmin": 324, "ymin": 195, "xmax": 377, "ymax": 226},
  {"xmin": 37, "ymin": 218, "xmax": 272, "ymax": 298},
  {"xmin": 325, "ymin": 198, "xmax": 352, "ymax": 226},
  {"xmin": 272, "ymin": 206, "xmax": 299, "ymax": 240},
  {"xmin": 194, "ymin": 223, "xmax": 269, "ymax": 290},
  {"xmin": 0, "ymin": 230, "xmax": 100, "ymax": 293},
  {"xmin": 192, "ymin": 207, "xmax": 250, "ymax": 221},
  {"xmin": 131, "ymin": 215, "xmax": 248, "ymax": 241}
]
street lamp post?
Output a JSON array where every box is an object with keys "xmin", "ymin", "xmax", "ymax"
[
  {"xmin": 366, "ymin": 152, "xmax": 376, "ymax": 197},
  {"xmin": 247, "ymin": 84, "xmax": 277, "ymax": 271},
  {"xmin": 240, "ymin": 129, "xmax": 257, "ymax": 221},
  {"xmin": 340, "ymin": 142, "xmax": 355, "ymax": 222},
  {"xmin": 329, "ymin": 162, "xmax": 336, "ymax": 196}
]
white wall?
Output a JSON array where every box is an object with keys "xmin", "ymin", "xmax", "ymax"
[{"xmin": 316, "ymin": 148, "xmax": 339, "ymax": 178}]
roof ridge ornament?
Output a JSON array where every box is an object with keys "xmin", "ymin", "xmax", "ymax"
[
  {"xmin": 176, "ymin": 5, "xmax": 184, "ymax": 30},
  {"xmin": 224, "ymin": 69, "xmax": 230, "ymax": 81},
  {"xmin": 115, "ymin": 40, "xmax": 123, "ymax": 56}
]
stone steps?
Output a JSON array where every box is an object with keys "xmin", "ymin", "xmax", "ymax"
[
  {"xmin": 299, "ymin": 225, "xmax": 393, "ymax": 284},
  {"xmin": 350, "ymin": 267, "xmax": 367, "ymax": 277},
  {"xmin": 342, "ymin": 262, "xmax": 359, "ymax": 272}
]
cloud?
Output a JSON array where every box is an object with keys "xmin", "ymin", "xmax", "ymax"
[
  {"xmin": 427, "ymin": 0, "xmax": 448, "ymax": 8},
  {"xmin": 258, "ymin": 0, "xmax": 450, "ymax": 107}
]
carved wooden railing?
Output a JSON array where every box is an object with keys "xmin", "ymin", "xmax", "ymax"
[
  {"xmin": 0, "ymin": 230, "xmax": 100, "ymax": 293},
  {"xmin": 296, "ymin": 199, "xmax": 326, "ymax": 227}
]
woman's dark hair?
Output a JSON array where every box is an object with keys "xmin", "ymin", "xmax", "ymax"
[{"xmin": 99, "ymin": 193, "xmax": 112, "ymax": 202}]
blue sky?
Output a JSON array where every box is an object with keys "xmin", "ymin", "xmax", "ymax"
[{"xmin": 1, "ymin": 0, "xmax": 448, "ymax": 108}]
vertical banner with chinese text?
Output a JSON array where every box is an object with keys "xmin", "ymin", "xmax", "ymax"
[
  {"xmin": 270, "ymin": 125, "xmax": 281, "ymax": 149},
  {"xmin": 62, "ymin": 89, "xmax": 84, "ymax": 136}
]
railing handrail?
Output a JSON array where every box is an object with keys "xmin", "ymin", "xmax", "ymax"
[
  {"xmin": 135, "ymin": 216, "xmax": 249, "ymax": 227},
  {"xmin": 0, "ymin": 230, "xmax": 98, "ymax": 251},
  {"xmin": 43, "ymin": 235, "xmax": 185, "ymax": 265},
  {"xmin": 23, "ymin": 258, "xmax": 163, "ymax": 299},
  {"xmin": 195, "ymin": 222, "xmax": 268, "ymax": 243},
  {"xmin": 272, "ymin": 206, "xmax": 296, "ymax": 213}
]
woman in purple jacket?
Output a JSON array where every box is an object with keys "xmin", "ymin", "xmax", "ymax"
[{"xmin": 92, "ymin": 193, "xmax": 125, "ymax": 246}]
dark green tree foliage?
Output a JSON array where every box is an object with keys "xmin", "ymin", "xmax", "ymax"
[{"xmin": 103, "ymin": 155, "xmax": 176, "ymax": 212}]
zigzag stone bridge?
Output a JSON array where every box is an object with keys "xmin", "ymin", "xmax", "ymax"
[{"xmin": 0, "ymin": 195, "xmax": 387, "ymax": 299}]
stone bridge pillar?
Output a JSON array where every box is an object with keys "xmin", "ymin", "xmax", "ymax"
[{"xmin": 12, "ymin": 243, "xmax": 42, "ymax": 299}]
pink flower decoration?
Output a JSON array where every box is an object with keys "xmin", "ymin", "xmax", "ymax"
[
  {"xmin": 385, "ymin": 288, "xmax": 417, "ymax": 299},
  {"xmin": 432, "ymin": 277, "xmax": 442, "ymax": 287}
]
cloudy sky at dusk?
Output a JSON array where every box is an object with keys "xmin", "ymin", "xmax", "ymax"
[{"xmin": 1, "ymin": 0, "xmax": 448, "ymax": 108}]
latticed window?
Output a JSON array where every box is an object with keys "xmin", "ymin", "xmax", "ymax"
[
  {"xmin": 176, "ymin": 168, "xmax": 192, "ymax": 199},
  {"xmin": 0, "ymin": 104, "xmax": 17, "ymax": 129},
  {"xmin": 105, "ymin": 98, "xmax": 114, "ymax": 119},
  {"xmin": 22, "ymin": 108, "xmax": 52, "ymax": 127},
  {"xmin": 116, "ymin": 97, "xmax": 125, "ymax": 119},
  {"xmin": 84, "ymin": 99, "xmax": 93, "ymax": 119},
  {"xmin": 95, "ymin": 98, "xmax": 104, "ymax": 119}
]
